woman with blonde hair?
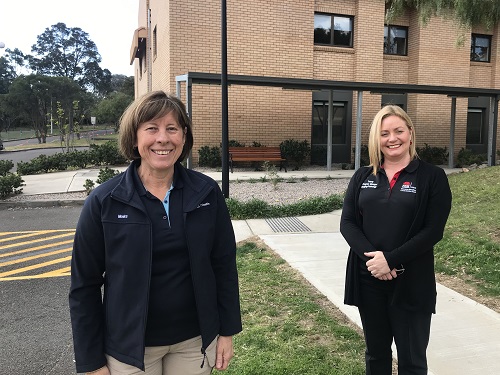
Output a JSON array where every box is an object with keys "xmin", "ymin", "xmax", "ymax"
[{"xmin": 340, "ymin": 105, "xmax": 452, "ymax": 374}]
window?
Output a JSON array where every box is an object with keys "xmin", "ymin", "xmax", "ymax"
[
  {"xmin": 384, "ymin": 25, "xmax": 408, "ymax": 55},
  {"xmin": 466, "ymin": 108, "xmax": 485, "ymax": 144},
  {"xmin": 471, "ymin": 34, "xmax": 491, "ymax": 62},
  {"xmin": 314, "ymin": 13, "xmax": 353, "ymax": 47},
  {"xmin": 382, "ymin": 93, "xmax": 407, "ymax": 110},
  {"xmin": 312, "ymin": 101, "xmax": 347, "ymax": 145}
]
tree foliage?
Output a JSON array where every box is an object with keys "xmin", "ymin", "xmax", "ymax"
[
  {"xmin": 3, "ymin": 75, "xmax": 85, "ymax": 144},
  {"xmin": 28, "ymin": 23, "xmax": 112, "ymax": 94},
  {"xmin": 95, "ymin": 92, "xmax": 133, "ymax": 129},
  {"xmin": 386, "ymin": 0, "xmax": 500, "ymax": 29}
]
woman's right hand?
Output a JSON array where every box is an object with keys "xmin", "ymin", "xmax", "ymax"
[
  {"xmin": 376, "ymin": 269, "xmax": 398, "ymax": 281},
  {"xmin": 86, "ymin": 365, "xmax": 110, "ymax": 375}
]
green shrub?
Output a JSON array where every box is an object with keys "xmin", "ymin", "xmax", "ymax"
[
  {"xmin": 66, "ymin": 150, "xmax": 92, "ymax": 169},
  {"xmin": 198, "ymin": 145, "xmax": 221, "ymax": 167},
  {"xmin": 16, "ymin": 161, "xmax": 36, "ymax": 175},
  {"xmin": 0, "ymin": 160, "xmax": 14, "ymax": 176},
  {"xmin": 280, "ymin": 139, "xmax": 310, "ymax": 170},
  {"xmin": 227, "ymin": 139, "xmax": 245, "ymax": 147},
  {"xmin": 96, "ymin": 167, "xmax": 120, "ymax": 184},
  {"xmin": 83, "ymin": 179, "xmax": 95, "ymax": 196},
  {"xmin": 15, "ymin": 141, "xmax": 127, "ymax": 175},
  {"xmin": 456, "ymin": 148, "xmax": 487, "ymax": 167},
  {"xmin": 89, "ymin": 140, "xmax": 127, "ymax": 166},
  {"xmin": 416, "ymin": 143, "xmax": 448, "ymax": 165},
  {"xmin": 0, "ymin": 173, "xmax": 24, "ymax": 199},
  {"xmin": 226, "ymin": 194, "xmax": 344, "ymax": 220}
]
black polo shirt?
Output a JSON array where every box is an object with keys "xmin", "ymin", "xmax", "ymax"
[
  {"xmin": 132, "ymin": 165, "xmax": 200, "ymax": 346},
  {"xmin": 358, "ymin": 159, "xmax": 419, "ymax": 280}
]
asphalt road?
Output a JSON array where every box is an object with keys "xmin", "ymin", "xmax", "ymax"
[{"xmin": 0, "ymin": 205, "xmax": 83, "ymax": 374}]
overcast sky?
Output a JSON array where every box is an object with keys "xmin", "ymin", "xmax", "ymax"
[{"xmin": 0, "ymin": 0, "xmax": 139, "ymax": 76}]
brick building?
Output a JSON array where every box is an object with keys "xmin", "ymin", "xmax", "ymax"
[{"xmin": 129, "ymin": 0, "xmax": 500, "ymax": 166}]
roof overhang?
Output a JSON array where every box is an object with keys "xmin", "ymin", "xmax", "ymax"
[
  {"xmin": 130, "ymin": 27, "xmax": 147, "ymax": 65},
  {"xmin": 176, "ymin": 72, "xmax": 500, "ymax": 98}
]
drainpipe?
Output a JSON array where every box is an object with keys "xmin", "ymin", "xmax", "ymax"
[{"xmin": 147, "ymin": 3, "xmax": 152, "ymax": 92}]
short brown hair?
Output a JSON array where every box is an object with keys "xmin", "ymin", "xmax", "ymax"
[{"xmin": 118, "ymin": 91, "xmax": 194, "ymax": 162}]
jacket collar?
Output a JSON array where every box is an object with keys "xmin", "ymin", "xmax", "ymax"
[{"xmin": 110, "ymin": 160, "xmax": 214, "ymax": 212}]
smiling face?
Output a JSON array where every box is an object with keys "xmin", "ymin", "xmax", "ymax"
[
  {"xmin": 135, "ymin": 111, "xmax": 185, "ymax": 176},
  {"xmin": 379, "ymin": 115, "xmax": 412, "ymax": 162}
]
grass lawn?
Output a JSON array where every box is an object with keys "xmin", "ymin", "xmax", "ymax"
[
  {"xmin": 227, "ymin": 240, "xmax": 366, "ymax": 374},
  {"xmin": 435, "ymin": 166, "xmax": 500, "ymax": 299}
]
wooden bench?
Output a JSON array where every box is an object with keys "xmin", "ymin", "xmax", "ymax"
[{"xmin": 229, "ymin": 146, "xmax": 287, "ymax": 173}]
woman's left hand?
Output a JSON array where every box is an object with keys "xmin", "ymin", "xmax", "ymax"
[
  {"xmin": 364, "ymin": 251, "xmax": 391, "ymax": 278},
  {"xmin": 215, "ymin": 335, "xmax": 234, "ymax": 370}
]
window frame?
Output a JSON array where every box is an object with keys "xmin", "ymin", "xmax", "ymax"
[
  {"xmin": 311, "ymin": 100, "xmax": 347, "ymax": 145},
  {"xmin": 470, "ymin": 33, "xmax": 492, "ymax": 63},
  {"xmin": 384, "ymin": 25, "xmax": 408, "ymax": 56},
  {"xmin": 466, "ymin": 108, "xmax": 486, "ymax": 145},
  {"xmin": 314, "ymin": 13, "xmax": 354, "ymax": 48}
]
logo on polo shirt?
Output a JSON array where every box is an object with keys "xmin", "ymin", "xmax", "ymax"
[
  {"xmin": 400, "ymin": 181, "xmax": 416, "ymax": 194},
  {"xmin": 361, "ymin": 180, "xmax": 378, "ymax": 189}
]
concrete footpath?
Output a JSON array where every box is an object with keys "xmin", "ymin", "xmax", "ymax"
[{"xmin": 7, "ymin": 167, "xmax": 500, "ymax": 374}]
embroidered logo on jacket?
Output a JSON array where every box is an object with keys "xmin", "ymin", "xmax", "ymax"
[
  {"xmin": 196, "ymin": 202, "xmax": 210, "ymax": 209},
  {"xmin": 361, "ymin": 180, "xmax": 378, "ymax": 189},
  {"xmin": 117, "ymin": 214, "xmax": 128, "ymax": 219},
  {"xmin": 400, "ymin": 182, "xmax": 416, "ymax": 194}
]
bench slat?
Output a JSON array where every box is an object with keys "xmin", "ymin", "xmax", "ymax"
[{"xmin": 228, "ymin": 147, "xmax": 287, "ymax": 172}]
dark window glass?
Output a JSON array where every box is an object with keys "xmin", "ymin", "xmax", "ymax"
[
  {"xmin": 333, "ymin": 16, "xmax": 353, "ymax": 47},
  {"xmin": 312, "ymin": 101, "xmax": 346, "ymax": 145},
  {"xmin": 314, "ymin": 13, "xmax": 353, "ymax": 47},
  {"xmin": 471, "ymin": 34, "xmax": 491, "ymax": 62},
  {"xmin": 466, "ymin": 108, "xmax": 484, "ymax": 144},
  {"xmin": 384, "ymin": 25, "xmax": 408, "ymax": 55},
  {"xmin": 314, "ymin": 14, "xmax": 331, "ymax": 44}
]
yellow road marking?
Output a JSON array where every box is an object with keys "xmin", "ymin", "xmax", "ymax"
[
  {"xmin": 0, "ymin": 229, "xmax": 75, "ymax": 236},
  {"xmin": 0, "ymin": 230, "xmax": 52, "ymax": 242},
  {"xmin": 0, "ymin": 240, "xmax": 74, "ymax": 258},
  {"xmin": 0, "ymin": 256, "xmax": 72, "ymax": 278},
  {"xmin": 0, "ymin": 247, "xmax": 72, "ymax": 267},
  {"xmin": 38, "ymin": 266, "xmax": 71, "ymax": 277},
  {"xmin": 0, "ymin": 230, "xmax": 74, "ymax": 243},
  {"xmin": 0, "ymin": 273, "xmax": 70, "ymax": 281},
  {"xmin": 0, "ymin": 233, "xmax": 75, "ymax": 251}
]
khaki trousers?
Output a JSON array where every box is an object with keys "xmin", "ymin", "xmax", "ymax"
[{"xmin": 105, "ymin": 336, "xmax": 217, "ymax": 375}]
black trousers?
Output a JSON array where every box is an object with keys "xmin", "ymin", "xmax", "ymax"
[{"xmin": 358, "ymin": 280, "xmax": 432, "ymax": 375}]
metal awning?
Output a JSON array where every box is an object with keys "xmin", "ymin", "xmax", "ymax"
[
  {"xmin": 129, "ymin": 27, "xmax": 147, "ymax": 65},
  {"xmin": 176, "ymin": 72, "xmax": 499, "ymax": 191},
  {"xmin": 176, "ymin": 72, "xmax": 500, "ymax": 97}
]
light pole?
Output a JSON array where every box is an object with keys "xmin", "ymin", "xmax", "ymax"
[{"xmin": 50, "ymin": 96, "xmax": 53, "ymax": 134}]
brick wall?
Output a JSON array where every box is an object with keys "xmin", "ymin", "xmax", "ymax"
[{"xmin": 131, "ymin": 0, "xmax": 500, "ymax": 166}]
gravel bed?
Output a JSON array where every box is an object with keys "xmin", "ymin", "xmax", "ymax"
[
  {"xmin": 3, "ymin": 178, "xmax": 350, "ymax": 206},
  {"xmin": 221, "ymin": 178, "xmax": 349, "ymax": 205}
]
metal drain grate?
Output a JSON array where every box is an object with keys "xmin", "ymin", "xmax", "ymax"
[{"xmin": 265, "ymin": 217, "xmax": 311, "ymax": 233}]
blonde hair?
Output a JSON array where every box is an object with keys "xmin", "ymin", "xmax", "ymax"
[
  {"xmin": 118, "ymin": 91, "xmax": 193, "ymax": 161},
  {"xmin": 368, "ymin": 105, "xmax": 417, "ymax": 175}
]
